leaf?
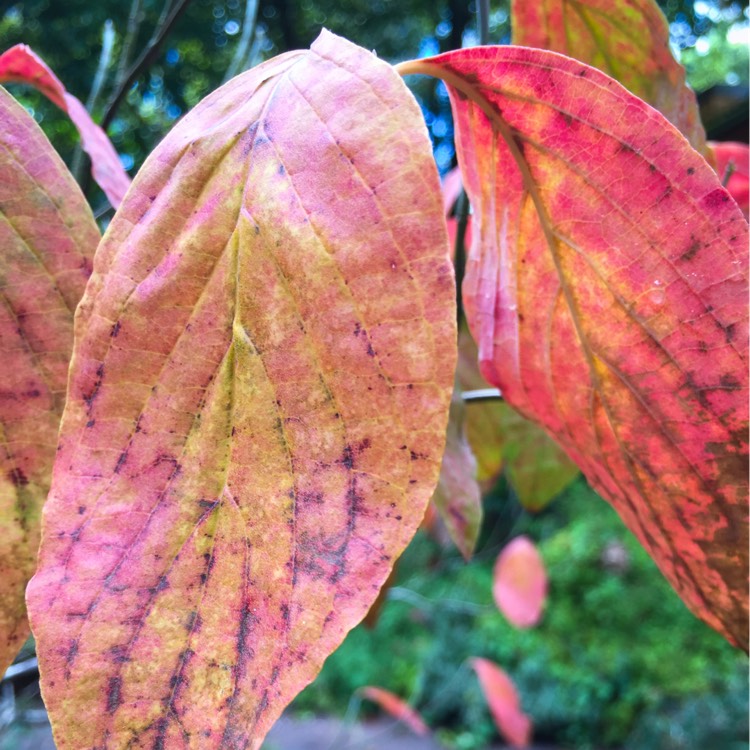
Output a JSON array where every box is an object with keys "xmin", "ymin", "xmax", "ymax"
[
  {"xmin": 457, "ymin": 325, "xmax": 578, "ymax": 509},
  {"xmin": 360, "ymin": 686, "xmax": 429, "ymax": 735},
  {"xmin": 0, "ymin": 86, "xmax": 98, "ymax": 671},
  {"xmin": 511, "ymin": 0, "xmax": 709, "ymax": 157},
  {"xmin": 27, "ymin": 31, "xmax": 455, "ymax": 749},
  {"xmin": 431, "ymin": 385, "xmax": 482, "ymax": 559},
  {"xmin": 398, "ymin": 47, "xmax": 749, "ymax": 649},
  {"xmin": 493, "ymin": 536, "xmax": 547, "ymax": 628},
  {"xmin": 0, "ymin": 44, "xmax": 131, "ymax": 208},
  {"xmin": 710, "ymin": 141, "xmax": 749, "ymax": 218},
  {"xmin": 471, "ymin": 658, "xmax": 531, "ymax": 748}
]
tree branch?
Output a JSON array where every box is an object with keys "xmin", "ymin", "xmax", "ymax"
[{"xmin": 101, "ymin": 0, "xmax": 192, "ymax": 130}]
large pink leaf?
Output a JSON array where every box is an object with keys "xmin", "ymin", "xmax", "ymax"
[
  {"xmin": 0, "ymin": 87, "xmax": 98, "ymax": 671},
  {"xmin": 471, "ymin": 658, "xmax": 531, "ymax": 748},
  {"xmin": 360, "ymin": 686, "xmax": 429, "ymax": 735},
  {"xmin": 27, "ymin": 31, "xmax": 455, "ymax": 749},
  {"xmin": 493, "ymin": 536, "xmax": 548, "ymax": 628},
  {"xmin": 511, "ymin": 0, "xmax": 709, "ymax": 157},
  {"xmin": 0, "ymin": 44, "xmax": 131, "ymax": 208},
  {"xmin": 398, "ymin": 47, "xmax": 749, "ymax": 649}
]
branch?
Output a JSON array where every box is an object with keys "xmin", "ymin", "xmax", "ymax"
[
  {"xmin": 115, "ymin": 0, "xmax": 145, "ymax": 89},
  {"xmin": 222, "ymin": 0, "xmax": 260, "ymax": 84},
  {"xmin": 101, "ymin": 0, "xmax": 192, "ymax": 130},
  {"xmin": 462, "ymin": 388, "xmax": 503, "ymax": 403},
  {"xmin": 478, "ymin": 0, "xmax": 490, "ymax": 45}
]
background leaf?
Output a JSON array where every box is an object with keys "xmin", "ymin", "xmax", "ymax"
[
  {"xmin": 492, "ymin": 535, "xmax": 548, "ymax": 628},
  {"xmin": 0, "ymin": 44, "xmax": 131, "ymax": 207},
  {"xmin": 510, "ymin": 0, "xmax": 709, "ymax": 157},
  {"xmin": 471, "ymin": 657, "xmax": 532, "ymax": 748},
  {"xmin": 431, "ymin": 385, "xmax": 483, "ymax": 559},
  {"xmin": 0, "ymin": 86, "xmax": 98, "ymax": 671},
  {"xmin": 399, "ymin": 46, "xmax": 749, "ymax": 649},
  {"xmin": 360, "ymin": 686, "xmax": 429, "ymax": 735},
  {"xmin": 27, "ymin": 31, "xmax": 455, "ymax": 749},
  {"xmin": 457, "ymin": 325, "xmax": 579, "ymax": 510}
]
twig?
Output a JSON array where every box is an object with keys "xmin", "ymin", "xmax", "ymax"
[
  {"xmin": 721, "ymin": 159, "xmax": 736, "ymax": 188},
  {"xmin": 101, "ymin": 0, "xmax": 192, "ymax": 130},
  {"xmin": 72, "ymin": 20, "xmax": 116, "ymax": 181},
  {"xmin": 223, "ymin": 0, "xmax": 260, "ymax": 83},
  {"xmin": 478, "ymin": 0, "xmax": 490, "ymax": 44},
  {"xmin": 115, "ymin": 0, "xmax": 145, "ymax": 88},
  {"xmin": 453, "ymin": 189, "xmax": 469, "ymax": 325},
  {"xmin": 462, "ymin": 388, "xmax": 503, "ymax": 403}
]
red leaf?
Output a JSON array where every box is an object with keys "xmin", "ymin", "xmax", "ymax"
[
  {"xmin": 511, "ymin": 0, "xmax": 709, "ymax": 157},
  {"xmin": 710, "ymin": 141, "xmax": 749, "ymax": 217},
  {"xmin": 0, "ymin": 44, "xmax": 131, "ymax": 207},
  {"xmin": 398, "ymin": 47, "xmax": 749, "ymax": 649},
  {"xmin": 0, "ymin": 88, "xmax": 98, "ymax": 671},
  {"xmin": 471, "ymin": 658, "xmax": 531, "ymax": 748},
  {"xmin": 360, "ymin": 686, "xmax": 429, "ymax": 735},
  {"xmin": 27, "ymin": 31, "xmax": 455, "ymax": 748},
  {"xmin": 493, "ymin": 536, "xmax": 547, "ymax": 628}
]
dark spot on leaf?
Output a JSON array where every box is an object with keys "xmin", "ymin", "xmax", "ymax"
[
  {"xmin": 106, "ymin": 677, "xmax": 122, "ymax": 714},
  {"xmin": 687, "ymin": 167, "xmax": 695, "ymax": 175},
  {"xmin": 8, "ymin": 467, "xmax": 28, "ymax": 486},
  {"xmin": 110, "ymin": 321, "xmax": 121, "ymax": 338},
  {"xmin": 680, "ymin": 236, "xmax": 701, "ymax": 261}
]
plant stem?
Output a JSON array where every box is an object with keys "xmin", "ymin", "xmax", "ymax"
[
  {"xmin": 478, "ymin": 0, "xmax": 490, "ymax": 44},
  {"xmin": 223, "ymin": 0, "xmax": 260, "ymax": 83},
  {"xmin": 101, "ymin": 0, "xmax": 192, "ymax": 130},
  {"xmin": 462, "ymin": 388, "xmax": 503, "ymax": 402},
  {"xmin": 116, "ymin": 0, "xmax": 145, "ymax": 89}
]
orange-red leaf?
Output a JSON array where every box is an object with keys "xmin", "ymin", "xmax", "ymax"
[
  {"xmin": 493, "ymin": 536, "xmax": 547, "ymax": 628},
  {"xmin": 711, "ymin": 141, "xmax": 749, "ymax": 218},
  {"xmin": 399, "ymin": 47, "xmax": 749, "ymax": 649},
  {"xmin": 511, "ymin": 0, "xmax": 709, "ymax": 157},
  {"xmin": 0, "ymin": 86, "xmax": 98, "ymax": 671},
  {"xmin": 432, "ymin": 386, "xmax": 482, "ymax": 559},
  {"xmin": 471, "ymin": 658, "xmax": 531, "ymax": 748},
  {"xmin": 0, "ymin": 44, "xmax": 131, "ymax": 207},
  {"xmin": 27, "ymin": 31, "xmax": 455, "ymax": 749},
  {"xmin": 360, "ymin": 686, "xmax": 429, "ymax": 735}
]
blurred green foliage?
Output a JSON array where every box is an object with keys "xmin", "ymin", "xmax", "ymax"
[{"xmin": 293, "ymin": 480, "xmax": 748, "ymax": 749}]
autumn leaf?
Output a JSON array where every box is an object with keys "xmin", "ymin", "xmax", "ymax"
[
  {"xmin": 0, "ymin": 86, "xmax": 97, "ymax": 671},
  {"xmin": 397, "ymin": 47, "xmax": 749, "ymax": 649},
  {"xmin": 511, "ymin": 0, "xmax": 709, "ymax": 157},
  {"xmin": 27, "ymin": 31, "xmax": 455, "ymax": 749},
  {"xmin": 431, "ymin": 385, "xmax": 483, "ymax": 559},
  {"xmin": 711, "ymin": 141, "xmax": 749, "ymax": 217},
  {"xmin": 0, "ymin": 44, "xmax": 131, "ymax": 207},
  {"xmin": 471, "ymin": 658, "xmax": 531, "ymax": 748},
  {"xmin": 493, "ymin": 536, "xmax": 548, "ymax": 628},
  {"xmin": 360, "ymin": 686, "xmax": 429, "ymax": 735},
  {"xmin": 458, "ymin": 324, "xmax": 578, "ymax": 510}
]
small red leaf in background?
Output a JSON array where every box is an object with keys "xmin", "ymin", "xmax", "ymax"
[
  {"xmin": 711, "ymin": 141, "xmax": 749, "ymax": 217},
  {"xmin": 511, "ymin": 0, "xmax": 709, "ymax": 157},
  {"xmin": 471, "ymin": 658, "xmax": 531, "ymax": 748},
  {"xmin": 399, "ymin": 46, "xmax": 749, "ymax": 649},
  {"xmin": 360, "ymin": 686, "xmax": 429, "ymax": 735},
  {"xmin": 431, "ymin": 386, "xmax": 483, "ymax": 559},
  {"xmin": 0, "ymin": 44, "xmax": 131, "ymax": 207},
  {"xmin": 27, "ymin": 31, "xmax": 455, "ymax": 749},
  {"xmin": 0, "ymin": 88, "xmax": 98, "ymax": 672},
  {"xmin": 493, "ymin": 536, "xmax": 548, "ymax": 628}
]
